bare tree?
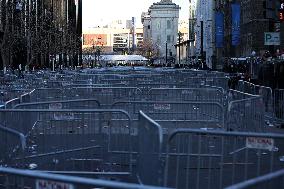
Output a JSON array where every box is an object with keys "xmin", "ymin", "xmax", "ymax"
[
  {"xmin": 0, "ymin": 0, "xmax": 80, "ymax": 70},
  {"xmin": 137, "ymin": 39, "xmax": 160, "ymax": 60}
]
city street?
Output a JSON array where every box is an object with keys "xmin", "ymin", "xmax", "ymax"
[{"xmin": 0, "ymin": 0, "xmax": 284, "ymax": 188}]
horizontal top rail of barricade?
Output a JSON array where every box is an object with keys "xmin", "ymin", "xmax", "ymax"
[
  {"xmin": 4, "ymin": 97, "xmax": 20, "ymax": 109},
  {"xmin": 67, "ymin": 83, "xmax": 128, "ymax": 88},
  {"xmin": 0, "ymin": 167, "xmax": 169, "ymax": 189},
  {"xmin": 181, "ymin": 77, "xmax": 230, "ymax": 90},
  {"xmin": 224, "ymin": 169, "xmax": 284, "ymax": 189},
  {"xmin": 0, "ymin": 89, "xmax": 32, "ymax": 101},
  {"xmin": 274, "ymin": 89, "xmax": 284, "ymax": 122},
  {"xmin": 72, "ymin": 87, "xmax": 143, "ymax": 102},
  {"xmin": 20, "ymin": 89, "xmax": 35, "ymax": 103},
  {"xmin": 148, "ymin": 87, "xmax": 225, "ymax": 103},
  {"xmin": 240, "ymin": 81, "xmax": 274, "ymax": 113},
  {"xmin": 228, "ymin": 90, "xmax": 262, "ymax": 107},
  {"xmin": 13, "ymin": 98, "xmax": 101, "ymax": 109},
  {"xmin": 0, "ymin": 107, "xmax": 132, "ymax": 123},
  {"xmin": 30, "ymin": 88, "xmax": 65, "ymax": 102},
  {"xmin": 0, "ymin": 123, "xmax": 26, "ymax": 149},
  {"xmin": 239, "ymin": 80, "xmax": 273, "ymax": 94},
  {"xmin": 72, "ymin": 86, "xmax": 142, "ymax": 91},
  {"xmin": 228, "ymin": 89, "xmax": 260, "ymax": 101},
  {"xmin": 168, "ymin": 128, "xmax": 284, "ymax": 141}
]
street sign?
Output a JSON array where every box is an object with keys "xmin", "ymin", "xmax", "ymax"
[
  {"xmin": 275, "ymin": 23, "xmax": 281, "ymax": 32},
  {"xmin": 264, "ymin": 32, "xmax": 280, "ymax": 45},
  {"xmin": 246, "ymin": 137, "xmax": 274, "ymax": 151}
]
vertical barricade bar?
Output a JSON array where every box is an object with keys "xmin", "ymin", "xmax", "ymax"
[
  {"xmin": 137, "ymin": 111, "xmax": 163, "ymax": 186},
  {"xmin": 0, "ymin": 109, "xmax": 134, "ymax": 177},
  {"xmin": 274, "ymin": 89, "xmax": 284, "ymax": 123},
  {"xmin": 227, "ymin": 90, "xmax": 265, "ymax": 132}
]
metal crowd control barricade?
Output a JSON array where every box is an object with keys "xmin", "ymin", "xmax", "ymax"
[
  {"xmin": 20, "ymin": 89, "xmax": 34, "ymax": 104},
  {"xmin": 274, "ymin": 89, "xmax": 284, "ymax": 122},
  {"xmin": 0, "ymin": 124, "xmax": 26, "ymax": 164},
  {"xmin": 30, "ymin": 88, "xmax": 65, "ymax": 102},
  {"xmin": 67, "ymin": 83, "xmax": 128, "ymax": 88},
  {"xmin": 182, "ymin": 77, "xmax": 230, "ymax": 91},
  {"xmin": 148, "ymin": 88, "xmax": 225, "ymax": 104},
  {"xmin": 4, "ymin": 98, "xmax": 21, "ymax": 109},
  {"xmin": 0, "ymin": 109, "xmax": 134, "ymax": 179},
  {"xmin": 238, "ymin": 80, "xmax": 274, "ymax": 115},
  {"xmin": 137, "ymin": 111, "xmax": 164, "ymax": 186},
  {"xmin": 100, "ymin": 78, "xmax": 133, "ymax": 86},
  {"xmin": 112, "ymin": 101, "xmax": 225, "ymax": 130},
  {"xmin": 0, "ymin": 89, "xmax": 31, "ymax": 103},
  {"xmin": 72, "ymin": 73, "xmax": 99, "ymax": 82},
  {"xmin": 162, "ymin": 128, "xmax": 284, "ymax": 189},
  {"xmin": 137, "ymin": 83, "xmax": 188, "ymax": 96},
  {"xmin": 225, "ymin": 169, "xmax": 284, "ymax": 189},
  {"xmin": 14, "ymin": 99, "xmax": 101, "ymax": 110},
  {"xmin": 254, "ymin": 85, "xmax": 273, "ymax": 114},
  {"xmin": 72, "ymin": 87, "xmax": 142, "ymax": 107},
  {"xmin": 227, "ymin": 90, "xmax": 265, "ymax": 132},
  {"xmin": 0, "ymin": 167, "xmax": 168, "ymax": 189}
]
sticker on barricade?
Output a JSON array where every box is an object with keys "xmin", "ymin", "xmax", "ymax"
[
  {"xmin": 246, "ymin": 137, "xmax": 274, "ymax": 151},
  {"xmin": 54, "ymin": 113, "xmax": 75, "ymax": 120},
  {"xmin": 181, "ymin": 90, "xmax": 193, "ymax": 94},
  {"xmin": 49, "ymin": 103, "xmax": 63, "ymax": 110},
  {"xmin": 49, "ymin": 103, "xmax": 74, "ymax": 120},
  {"xmin": 154, "ymin": 103, "xmax": 171, "ymax": 110},
  {"xmin": 36, "ymin": 179, "xmax": 74, "ymax": 189}
]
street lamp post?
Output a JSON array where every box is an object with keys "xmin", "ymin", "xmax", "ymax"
[
  {"xmin": 97, "ymin": 48, "xmax": 101, "ymax": 66},
  {"xmin": 251, "ymin": 50, "xmax": 256, "ymax": 78},
  {"xmin": 178, "ymin": 32, "xmax": 182, "ymax": 67},
  {"xmin": 92, "ymin": 43, "xmax": 95, "ymax": 68},
  {"xmin": 166, "ymin": 42, "xmax": 168, "ymax": 66},
  {"xmin": 200, "ymin": 20, "xmax": 204, "ymax": 63}
]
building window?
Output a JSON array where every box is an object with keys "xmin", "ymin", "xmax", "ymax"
[
  {"xmin": 148, "ymin": 25, "xmax": 150, "ymax": 29},
  {"xmin": 157, "ymin": 35, "xmax": 161, "ymax": 43},
  {"xmin": 167, "ymin": 35, "xmax": 171, "ymax": 43},
  {"xmin": 167, "ymin": 20, "xmax": 171, "ymax": 29},
  {"xmin": 157, "ymin": 22, "xmax": 160, "ymax": 29}
]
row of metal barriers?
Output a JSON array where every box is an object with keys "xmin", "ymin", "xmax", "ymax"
[{"xmin": 0, "ymin": 67, "xmax": 283, "ymax": 189}]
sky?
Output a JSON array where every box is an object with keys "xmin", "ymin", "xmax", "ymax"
[{"xmin": 82, "ymin": 0, "xmax": 189, "ymax": 29}]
